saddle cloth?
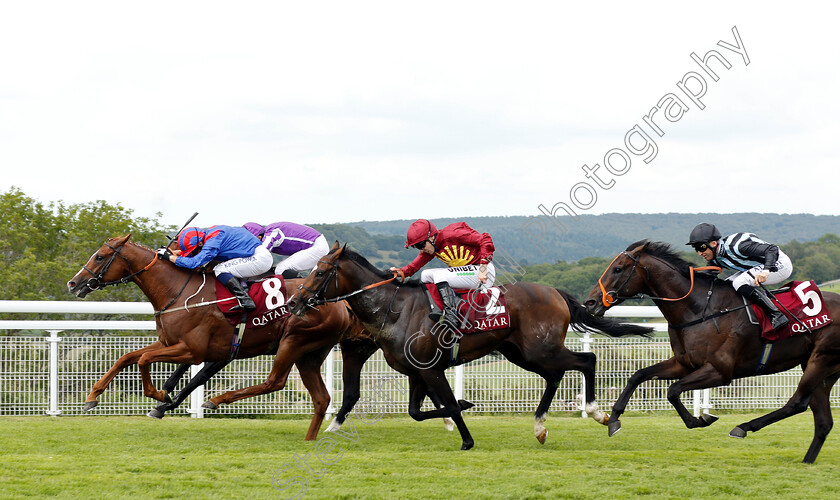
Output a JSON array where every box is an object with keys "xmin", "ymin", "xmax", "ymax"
[
  {"xmin": 425, "ymin": 284, "xmax": 511, "ymax": 333},
  {"xmin": 215, "ymin": 276, "xmax": 291, "ymax": 328},
  {"xmin": 752, "ymin": 280, "xmax": 833, "ymax": 342}
]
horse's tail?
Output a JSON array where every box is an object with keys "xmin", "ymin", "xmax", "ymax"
[{"xmin": 556, "ymin": 289, "xmax": 654, "ymax": 338}]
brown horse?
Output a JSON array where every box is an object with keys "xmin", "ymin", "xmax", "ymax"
[
  {"xmin": 286, "ymin": 243, "xmax": 653, "ymax": 450},
  {"xmin": 583, "ymin": 240, "xmax": 840, "ymax": 463},
  {"xmin": 66, "ymin": 234, "xmax": 370, "ymax": 440}
]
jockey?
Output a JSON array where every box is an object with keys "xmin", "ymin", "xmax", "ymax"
[
  {"xmin": 687, "ymin": 222, "xmax": 792, "ymax": 330},
  {"xmin": 159, "ymin": 225, "xmax": 273, "ymax": 312},
  {"xmin": 389, "ymin": 219, "xmax": 496, "ymax": 327},
  {"xmin": 242, "ymin": 221, "xmax": 329, "ymax": 278}
]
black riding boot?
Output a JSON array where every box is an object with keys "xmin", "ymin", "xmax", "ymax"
[
  {"xmin": 739, "ymin": 285, "xmax": 788, "ymax": 331},
  {"xmin": 225, "ymin": 278, "xmax": 256, "ymax": 312},
  {"xmin": 435, "ymin": 282, "xmax": 460, "ymax": 329}
]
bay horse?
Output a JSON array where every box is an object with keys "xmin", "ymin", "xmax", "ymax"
[
  {"xmin": 66, "ymin": 234, "xmax": 373, "ymax": 440},
  {"xmin": 286, "ymin": 242, "xmax": 653, "ymax": 450},
  {"xmin": 583, "ymin": 240, "xmax": 840, "ymax": 463}
]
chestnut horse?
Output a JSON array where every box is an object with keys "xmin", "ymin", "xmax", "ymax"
[
  {"xmin": 584, "ymin": 240, "xmax": 840, "ymax": 463},
  {"xmin": 66, "ymin": 234, "xmax": 372, "ymax": 440},
  {"xmin": 287, "ymin": 243, "xmax": 653, "ymax": 450}
]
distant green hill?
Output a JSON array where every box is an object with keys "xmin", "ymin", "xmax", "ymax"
[{"xmin": 337, "ymin": 213, "xmax": 840, "ymax": 265}]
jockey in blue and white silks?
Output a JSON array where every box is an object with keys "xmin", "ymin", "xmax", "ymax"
[{"xmin": 242, "ymin": 221, "xmax": 329, "ymax": 277}]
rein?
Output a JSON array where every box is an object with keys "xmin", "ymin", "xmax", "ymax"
[
  {"xmin": 83, "ymin": 241, "xmax": 158, "ymax": 290},
  {"xmin": 297, "ymin": 257, "xmax": 400, "ymax": 308},
  {"xmin": 597, "ymin": 250, "xmax": 721, "ymax": 308}
]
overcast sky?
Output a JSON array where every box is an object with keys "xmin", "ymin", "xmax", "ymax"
[{"xmin": 2, "ymin": 2, "xmax": 837, "ymax": 230}]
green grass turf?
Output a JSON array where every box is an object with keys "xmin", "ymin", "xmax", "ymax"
[{"xmin": 2, "ymin": 412, "xmax": 839, "ymax": 499}]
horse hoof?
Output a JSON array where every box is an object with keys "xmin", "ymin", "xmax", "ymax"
[
  {"xmin": 608, "ymin": 420, "xmax": 622, "ymax": 437},
  {"xmin": 458, "ymin": 399, "xmax": 475, "ymax": 411},
  {"xmin": 700, "ymin": 413, "xmax": 719, "ymax": 426},
  {"xmin": 729, "ymin": 426, "xmax": 747, "ymax": 439},
  {"xmin": 461, "ymin": 441, "xmax": 474, "ymax": 451},
  {"xmin": 147, "ymin": 408, "xmax": 165, "ymax": 419},
  {"xmin": 202, "ymin": 401, "xmax": 218, "ymax": 410},
  {"xmin": 162, "ymin": 391, "xmax": 173, "ymax": 404},
  {"xmin": 325, "ymin": 419, "xmax": 342, "ymax": 433},
  {"xmin": 83, "ymin": 401, "xmax": 98, "ymax": 412},
  {"xmin": 536, "ymin": 428, "xmax": 547, "ymax": 445}
]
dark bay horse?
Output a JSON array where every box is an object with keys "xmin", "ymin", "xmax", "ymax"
[
  {"xmin": 583, "ymin": 240, "xmax": 840, "ymax": 463},
  {"xmin": 287, "ymin": 243, "xmax": 653, "ymax": 450},
  {"xmin": 66, "ymin": 234, "xmax": 373, "ymax": 440}
]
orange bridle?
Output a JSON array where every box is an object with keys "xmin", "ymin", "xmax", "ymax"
[{"xmin": 597, "ymin": 250, "xmax": 720, "ymax": 308}]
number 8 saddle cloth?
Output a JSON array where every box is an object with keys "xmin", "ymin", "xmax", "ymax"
[{"xmin": 215, "ymin": 276, "xmax": 291, "ymax": 328}]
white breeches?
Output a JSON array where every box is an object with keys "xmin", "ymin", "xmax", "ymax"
[
  {"xmin": 273, "ymin": 235, "xmax": 330, "ymax": 275},
  {"xmin": 728, "ymin": 252, "xmax": 793, "ymax": 290},
  {"xmin": 419, "ymin": 262, "xmax": 496, "ymax": 289},
  {"xmin": 214, "ymin": 245, "xmax": 273, "ymax": 279}
]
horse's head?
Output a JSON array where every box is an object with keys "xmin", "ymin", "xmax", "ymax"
[
  {"xmin": 287, "ymin": 241, "xmax": 345, "ymax": 316},
  {"xmin": 67, "ymin": 234, "xmax": 143, "ymax": 298},
  {"xmin": 584, "ymin": 241, "xmax": 651, "ymax": 317}
]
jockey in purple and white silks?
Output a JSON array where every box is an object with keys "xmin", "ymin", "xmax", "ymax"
[
  {"xmin": 158, "ymin": 225, "xmax": 273, "ymax": 311},
  {"xmin": 242, "ymin": 222, "xmax": 329, "ymax": 277}
]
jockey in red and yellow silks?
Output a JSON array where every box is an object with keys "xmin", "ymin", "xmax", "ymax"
[{"xmin": 390, "ymin": 219, "xmax": 496, "ymax": 327}]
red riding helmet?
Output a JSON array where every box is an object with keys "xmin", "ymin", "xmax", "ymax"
[
  {"xmin": 404, "ymin": 219, "xmax": 437, "ymax": 248},
  {"xmin": 178, "ymin": 227, "xmax": 206, "ymax": 256}
]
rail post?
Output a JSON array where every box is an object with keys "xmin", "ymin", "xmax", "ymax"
[
  {"xmin": 580, "ymin": 331, "xmax": 592, "ymax": 418},
  {"xmin": 45, "ymin": 330, "xmax": 62, "ymax": 416},
  {"xmin": 326, "ymin": 346, "xmax": 336, "ymax": 415},
  {"xmin": 188, "ymin": 363, "xmax": 205, "ymax": 418},
  {"xmin": 454, "ymin": 364, "xmax": 465, "ymax": 401}
]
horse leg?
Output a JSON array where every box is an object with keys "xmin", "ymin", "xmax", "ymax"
[
  {"xmin": 609, "ymin": 357, "xmax": 690, "ymax": 436},
  {"xmin": 730, "ymin": 359, "xmax": 840, "ymax": 461},
  {"xmin": 161, "ymin": 364, "xmax": 191, "ymax": 394},
  {"xmin": 419, "ymin": 369, "xmax": 475, "ymax": 450},
  {"xmin": 295, "ymin": 349, "xmax": 332, "ymax": 441},
  {"xmin": 802, "ymin": 372, "xmax": 840, "ymax": 463},
  {"xmin": 327, "ymin": 339, "xmax": 378, "ymax": 433},
  {"xmin": 83, "ymin": 341, "xmax": 164, "ymax": 411},
  {"xmin": 663, "ymin": 362, "xmax": 732, "ymax": 429},
  {"xmin": 205, "ymin": 340, "xmax": 301, "ymax": 407},
  {"xmin": 136, "ymin": 342, "xmax": 199, "ymax": 402},
  {"xmin": 148, "ymin": 361, "xmax": 230, "ymax": 418},
  {"xmin": 425, "ymin": 387, "xmax": 463, "ymax": 431}
]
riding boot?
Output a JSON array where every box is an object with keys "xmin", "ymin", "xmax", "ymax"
[
  {"xmin": 739, "ymin": 285, "xmax": 788, "ymax": 331},
  {"xmin": 224, "ymin": 278, "xmax": 256, "ymax": 312},
  {"xmin": 435, "ymin": 282, "xmax": 460, "ymax": 329}
]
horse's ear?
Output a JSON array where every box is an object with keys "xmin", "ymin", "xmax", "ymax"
[
  {"xmin": 116, "ymin": 234, "xmax": 132, "ymax": 245},
  {"xmin": 330, "ymin": 240, "xmax": 340, "ymax": 251},
  {"xmin": 630, "ymin": 240, "xmax": 648, "ymax": 255}
]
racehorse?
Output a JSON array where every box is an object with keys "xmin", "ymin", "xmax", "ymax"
[
  {"xmin": 583, "ymin": 240, "xmax": 840, "ymax": 463},
  {"xmin": 66, "ymin": 234, "xmax": 372, "ymax": 440},
  {"xmin": 286, "ymin": 243, "xmax": 653, "ymax": 450}
]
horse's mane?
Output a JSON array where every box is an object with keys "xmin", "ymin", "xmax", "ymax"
[
  {"xmin": 626, "ymin": 239, "xmax": 711, "ymax": 281},
  {"xmin": 339, "ymin": 247, "xmax": 423, "ymax": 287}
]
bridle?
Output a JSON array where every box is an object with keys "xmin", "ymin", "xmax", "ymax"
[
  {"xmin": 82, "ymin": 241, "xmax": 157, "ymax": 291},
  {"xmin": 296, "ymin": 254, "xmax": 400, "ymax": 309},
  {"xmin": 597, "ymin": 250, "xmax": 720, "ymax": 308}
]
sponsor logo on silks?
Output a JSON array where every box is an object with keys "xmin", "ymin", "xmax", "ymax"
[
  {"xmin": 791, "ymin": 314, "xmax": 831, "ymax": 333},
  {"xmin": 436, "ymin": 246, "xmax": 474, "ymax": 267},
  {"xmin": 473, "ymin": 315, "xmax": 509, "ymax": 330},
  {"xmin": 250, "ymin": 305, "xmax": 290, "ymax": 327}
]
